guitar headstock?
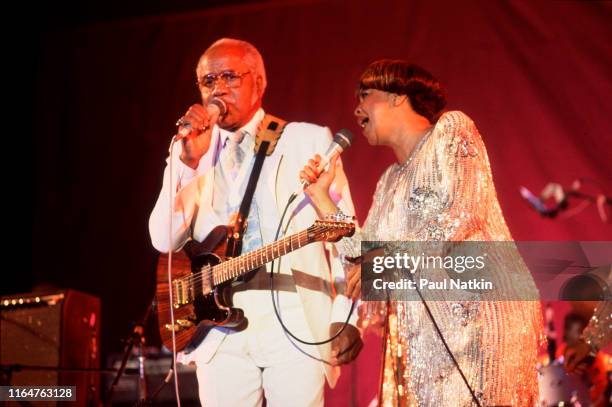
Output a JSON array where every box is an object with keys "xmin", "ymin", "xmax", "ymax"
[{"xmin": 309, "ymin": 220, "xmax": 356, "ymax": 242}]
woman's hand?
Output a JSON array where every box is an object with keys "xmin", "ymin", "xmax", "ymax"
[{"xmin": 299, "ymin": 154, "xmax": 339, "ymax": 217}]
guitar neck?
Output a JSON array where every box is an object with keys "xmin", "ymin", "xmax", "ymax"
[{"xmin": 212, "ymin": 228, "xmax": 314, "ymax": 285}]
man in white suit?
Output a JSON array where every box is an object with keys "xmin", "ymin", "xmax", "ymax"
[{"xmin": 149, "ymin": 38, "xmax": 361, "ymax": 406}]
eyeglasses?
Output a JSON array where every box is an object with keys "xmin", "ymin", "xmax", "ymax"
[{"xmin": 197, "ymin": 70, "xmax": 251, "ymax": 90}]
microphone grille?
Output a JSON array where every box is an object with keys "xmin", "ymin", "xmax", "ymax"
[
  {"xmin": 210, "ymin": 98, "xmax": 227, "ymax": 115},
  {"xmin": 334, "ymin": 128, "xmax": 353, "ymax": 149}
]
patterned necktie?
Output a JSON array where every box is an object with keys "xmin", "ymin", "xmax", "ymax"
[
  {"xmin": 223, "ymin": 131, "xmax": 262, "ymax": 254},
  {"xmin": 225, "ymin": 131, "xmax": 245, "ymax": 180}
]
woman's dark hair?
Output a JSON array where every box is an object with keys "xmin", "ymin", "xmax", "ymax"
[{"xmin": 359, "ymin": 59, "xmax": 447, "ymax": 123}]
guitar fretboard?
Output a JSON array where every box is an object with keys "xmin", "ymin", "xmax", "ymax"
[
  {"xmin": 211, "ymin": 228, "xmax": 313, "ymax": 285},
  {"xmin": 171, "ymin": 221, "xmax": 353, "ymax": 301}
]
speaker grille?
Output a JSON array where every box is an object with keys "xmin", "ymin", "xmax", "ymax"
[{"xmin": 0, "ymin": 290, "xmax": 100, "ymax": 406}]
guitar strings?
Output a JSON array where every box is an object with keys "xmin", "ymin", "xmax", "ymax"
[
  {"xmin": 172, "ymin": 224, "xmax": 348, "ymax": 291},
  {"xmin": 177, "ymin": 226, "xmax": 318, "ymax": 286},
  {"xmin": 176, "ymin": 228, "xmax": 310, "ymax": 286}
]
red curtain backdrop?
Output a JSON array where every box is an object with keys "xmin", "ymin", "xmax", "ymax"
[{"xmin": 31, "ymin": 1, "xmax": 611, "ymax": 404}]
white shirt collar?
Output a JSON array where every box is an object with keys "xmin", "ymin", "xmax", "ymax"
[{"xmin": 219, "ymin": 108, "xmax": 265, "ymax": 151}]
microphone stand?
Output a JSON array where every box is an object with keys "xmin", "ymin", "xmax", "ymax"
[
  {"xmin": 105, "ymin": 298, "xmax": 155, "ymax": 407},
  {"xmin": 131, "ymin": 298, "xmax": 176, "ymax": 407},
  {"xmin": 132, "ymin": 360, "xmax": 175, "ymax": 407},
  {"xmin": 136, "ymin": 325, "xmax": 147, "ymax": 402},
  {"xmin": 544, "ymin": 303, "xmax": 557, "ymax": 364}
]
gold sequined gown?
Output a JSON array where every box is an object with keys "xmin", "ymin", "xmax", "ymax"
[{"xmin": 341, "ymin": 111, "xmax": 544, "ymax": 406}]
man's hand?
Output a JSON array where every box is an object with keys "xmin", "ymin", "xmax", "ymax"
[
  {"xmin": 345, "ymin": 263, "xmax": 361, "ymax": 300},
  {"xmin": 329, "ymin": 322, "xmax": 363, "ymax": 366},
  {"xmin": 178, "ymin": 104, "xmax": 214, "ymax": 169},
  {"xmin": 564, "ymin": 339, "xmax": 595, "ymax": 374}
]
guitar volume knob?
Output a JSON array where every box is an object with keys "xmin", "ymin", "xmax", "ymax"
[
  {"xmin": 177, "ymin": 319, "xmax": 195, "ymax": 328},
  {"xmin": 164, "ymin": 319, "xmax": 194, "ymax": 332}
]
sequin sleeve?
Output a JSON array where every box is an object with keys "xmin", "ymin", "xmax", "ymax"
[
  {"xmin": 335, "ymin": 168, "xmax": 397, "ymax": 329},
  {"xmin": 413, "ymin": 111, "xmax": 490, "ymax": 241},
  {"xmin": 336, "ymin": 166, "xmax": 395, "ymax": 260},
  {"xmin": 582, "ymin": 301, "xmax": 612, "ymax": 352}
]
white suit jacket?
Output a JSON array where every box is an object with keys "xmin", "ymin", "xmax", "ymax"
[{"xmin": 149, "ymin": 111, "xmax": 357, "ymax": 387}]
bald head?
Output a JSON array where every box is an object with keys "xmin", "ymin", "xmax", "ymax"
[
  {"xmin": 198, "ymin": 38, "xmax": 267, "ymax": 93},
  {"xmin": 195, "ymin": 38, "xmax": 266, "ymax": 131}
]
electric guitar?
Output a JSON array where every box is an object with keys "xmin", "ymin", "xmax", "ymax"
[{"xmin": 156, "ymin": 220, "xmax": 355, "ymax": 351}]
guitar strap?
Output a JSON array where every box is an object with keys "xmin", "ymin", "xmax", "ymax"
[{"xmin": 226, "ymin": 113, "xmax": 286, "ymax": 257}]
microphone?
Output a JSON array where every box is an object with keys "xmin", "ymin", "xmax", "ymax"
[
  {"xmin": 175, "ymin": 98, "xmax": 227, "ymax": 141},
  {"xmin": 519, "ymin": 185, "xmax": 561, "ymax": 217},
  {"xmin": 289, "ymin": 129, "xmax": 353, "ymax": 202},
  {"xmin": 520, "ymin": 186, "xmax": 549, "ymax": 214}
]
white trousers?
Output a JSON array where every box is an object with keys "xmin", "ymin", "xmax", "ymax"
[{"xmin": 194, "ymin": 307, "xmax": 325, "ymax": 407}]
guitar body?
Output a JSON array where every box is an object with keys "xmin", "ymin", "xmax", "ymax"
[
  {"xmin": 155, "ymin": 219, "xmax": 355, "ymax": 352},
  {"xmin": 156, "ymin": 225, "xmax": 246, "ymax": 352}
]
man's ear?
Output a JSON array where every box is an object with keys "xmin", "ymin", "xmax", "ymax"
[{"xmin": 256, "ymin": 75, "xmax": 265, "ymax": 98}]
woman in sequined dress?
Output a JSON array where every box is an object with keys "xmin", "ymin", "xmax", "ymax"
[{"xmin": 300, "ymin": 60, "xmax": 545, "ymax": 406}]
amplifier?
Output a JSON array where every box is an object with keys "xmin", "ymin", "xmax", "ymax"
[{"xmin": 0, "ymin": 289, "xmax": 100, "ymax": 406}]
